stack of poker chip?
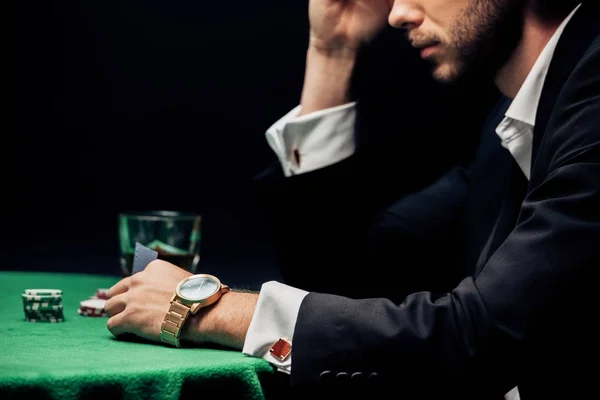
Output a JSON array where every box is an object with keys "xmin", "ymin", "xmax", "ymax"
[
  {"xmin": 77, "ymin": 288, "xmax": 109, "ymax": 317},
  {"xmin": 22, "ymin": 289, "xmax": 64, "ymax": 322},
  {"xmin": 78, "ymin": 298, "xmax": 107, "ymax": 317}
]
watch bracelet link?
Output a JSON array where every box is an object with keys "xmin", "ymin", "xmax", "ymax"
[{"xmin": 160, "ymin": 300, "xmax": 191, "ymax": 347}]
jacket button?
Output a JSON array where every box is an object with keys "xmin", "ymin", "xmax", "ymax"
[
  {"xmin": 351, "ymin": 372, "xmax": 365, "ymax": 382},
  {"xmin": 368, "ymin": 372, "xmax": 379, "ymax": 383},
  {"xmin": 336, "ymin": 372, "xmax": 350, "ymax": 383},
  {"xmin": 319, "ymin": 370, "xmax": 333, "ymax": 384}
]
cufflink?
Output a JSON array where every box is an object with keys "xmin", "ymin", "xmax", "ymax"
[
  {"xmin": 293, "ymin": 148, "xmax": 301, "ymax": 167},
  {"xmin": 269, "ymin": 338, "xmax": 292, "ymax": 361}
]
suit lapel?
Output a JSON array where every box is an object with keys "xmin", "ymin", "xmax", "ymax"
[
  {"xmin": 476, "ymin": 3, "xmax": 600, "ymax": 274},
  {"xmin": 532, "ymin": 2, "xmax": 600, "ymax": 163}
]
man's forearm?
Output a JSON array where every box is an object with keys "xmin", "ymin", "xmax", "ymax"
[
  {"xmin": 182, "ymin": 291, "xmax": 258, "ymax": 350},
  {"xmin": 299, "ymin": 46, "xmax": 358, "ymax": 116}
]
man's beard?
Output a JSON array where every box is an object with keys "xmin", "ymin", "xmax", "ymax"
[{"xmin": 435, "ymin": 0, "xmax": 525, "ymax": 85}]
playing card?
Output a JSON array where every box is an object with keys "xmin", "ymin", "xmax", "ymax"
[{"xmin": 132, "ymin": 242, "xmax": 158, "ymax": 274}]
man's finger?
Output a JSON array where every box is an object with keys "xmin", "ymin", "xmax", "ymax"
[
  {"xmin": 107, "ymin": 276, "xmax": 131, "ymax": 299},
  {"xmin": 106, "ymin": 311, "xmax": 130, "ymax": 337},
  {"xmin": 104, "ymin": 293, "xmax": 127, "ymax": 317}
]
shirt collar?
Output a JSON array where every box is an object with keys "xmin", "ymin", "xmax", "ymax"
[{"xmin": 504, "ymin": 3, "xmax": 582, "ymax": 127}]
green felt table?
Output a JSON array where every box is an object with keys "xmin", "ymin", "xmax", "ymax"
[{"xmin": 0, "ymin": 271, "xmax": 281, "ymax": 400}]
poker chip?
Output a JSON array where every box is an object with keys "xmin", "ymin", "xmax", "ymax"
[
  {"xmin": 77, "ymin": 308, "xmax": 107, "ymax": 317},
  {"xmin": 22, "ymin": 293, "xmax": 62, "ymax": 302},
  {"xmin": 80, "ymin": 298, "xmax": 106, "ymax": 310},
  {"xmin": 24, "ymin": 303, "xmax": 63, "ymax": 312},
  {"xmin": 22, "ymin": 289, "xmax": 65, "ymax": 322},
  {"xmin": 26, "ymin": 318, "xmax": 65, "ymax": 323},
  {"xmin": 24, "ymin": 289, "xmax": 62, "ymax": 296},
  {"xmin": 78, "ymin": 298, "xmax": 107, "ymax": 318},
  {"xmin": 95, "ymin": 288, "xmax": 109, "ymax": 300}
]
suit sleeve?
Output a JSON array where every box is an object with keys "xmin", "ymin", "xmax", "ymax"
[
  {"xmin": 252, "ymin": 86, "xmax": 499, "ymax": 300},
  {"xmin": 289, "ymin": 39, "xmax": 600, "ymax": 397}
]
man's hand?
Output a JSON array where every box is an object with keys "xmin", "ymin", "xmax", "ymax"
[
  {"xmin": 299, "ymin": 0, "xmax": 392, "ymax": 115},
  {"xmin": 105, "ymin": 260, "xmax": 192, "ymax": 342},
  {"xmin": 105, "ymin": 260, "xmax": 259, "ymax": 350},
  {"xmin": 309, "ymin": 0, "xmax": 392, "ymax": 54}
]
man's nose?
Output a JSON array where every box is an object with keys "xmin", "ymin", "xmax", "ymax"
[{"xmin": 388, "ymin": 1, "xmax": 424, "ymax": 30}]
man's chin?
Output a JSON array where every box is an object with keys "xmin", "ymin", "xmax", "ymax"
[
  {"xmin": 431, "ymin": 62, "xmax": 461, "ymax": 84},
  {"xmin": 431, "ymin": 57, "xmax": 497, "ymax": 88}
]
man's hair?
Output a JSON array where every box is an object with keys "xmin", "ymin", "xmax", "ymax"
[{"xmin": 534, "ymin": 0, "xmax": 584, "ymax": 20}]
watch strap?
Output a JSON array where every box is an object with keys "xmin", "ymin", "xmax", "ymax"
[{"xmin": 160, "ymin": 300, "xmax": 191, "ymax": 347}]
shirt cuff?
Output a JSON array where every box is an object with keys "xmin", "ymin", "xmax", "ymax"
[
  {"xmin": 242, "ymin": 281, "xmax": 309, "ymax": 374},
  {"xmin": 265, "ymin": 102, "xmax": 358, "ymax": 177}
]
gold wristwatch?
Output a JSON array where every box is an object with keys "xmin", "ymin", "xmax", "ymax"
[{"xmin": 160, "ymin": 274, "xmax": 230, "ymax": 347}]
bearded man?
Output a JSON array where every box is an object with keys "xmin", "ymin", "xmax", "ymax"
[{"xmin": 105, "ymin": 1, "xmax": 600, "ymax": 399}]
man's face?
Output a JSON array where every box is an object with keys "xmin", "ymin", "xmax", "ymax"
[{"xmin": 388, "ymin": 0, "xmax": 524, "ymax": 83}]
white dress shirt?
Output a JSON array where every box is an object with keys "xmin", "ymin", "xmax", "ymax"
[{"xmin": 243, "ymin": 5, "xmax": 581, "ymax": 399}]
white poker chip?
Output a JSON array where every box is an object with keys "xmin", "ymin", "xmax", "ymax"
[
  {"xmin": 22, "ymin": 293, "xmax": 62, "ymax": 301},
  {"xmin": 79, "ymin": 298, "xmax": 106, "ymax": 310},
  {"xmin": 24, "ymin": 289, "xmax": 62, "ymax": 296}
]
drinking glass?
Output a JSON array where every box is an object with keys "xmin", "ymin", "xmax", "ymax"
[{"xmin": 118, "ymin": 210, "xmax": 201, "ymax": 276}]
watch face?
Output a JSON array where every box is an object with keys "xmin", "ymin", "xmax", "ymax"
[{"xmin": 179, "ymin": 275, "xmax": 219, "ymax": 302}]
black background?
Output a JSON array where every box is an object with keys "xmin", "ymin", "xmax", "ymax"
[{"xmin": 7, "ymin": 1, "xmax": 496, "ymax": 289}]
